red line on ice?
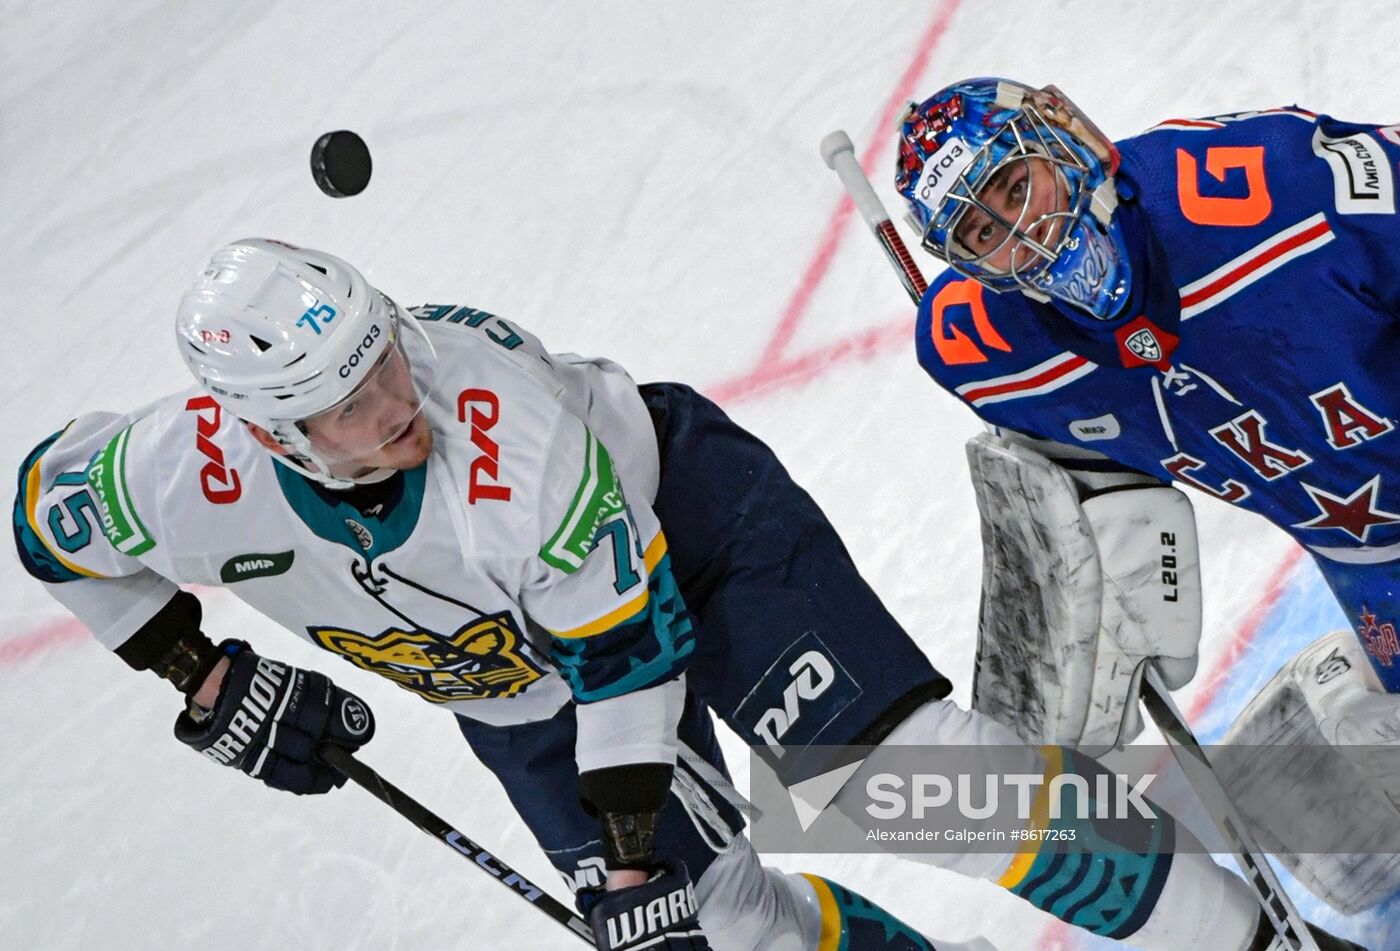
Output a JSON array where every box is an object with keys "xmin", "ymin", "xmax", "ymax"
[
  {"xmin": 723, "ymin": 0, "xmax": 961, "ymax": 400},
  {"xmin": 0, "ymin": 617, "xmax": 88, "ymax": 666},
  {"xmin": 0, "ymin": 585, "xmax": 218, "ymax": 669},
  {"xmin": 709, "ymin": 316, "xmax": 908, "ymax": 404},
  {"xmin": 1186, "ymin": 544, "xmax": 1306, "ymax": 721},
  {"xmin": 0, "ymin": 4, "xmax": 960, "ymax": 668}
]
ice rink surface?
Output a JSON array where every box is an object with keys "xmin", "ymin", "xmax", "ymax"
[{"xmin": 4, "ymin": 2, "xmax": 1400, "ymax": 948}]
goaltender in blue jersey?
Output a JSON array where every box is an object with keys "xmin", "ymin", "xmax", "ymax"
[{"xmin": 894, "ymin": 77, "xmax": 1400, "ymax": 919}]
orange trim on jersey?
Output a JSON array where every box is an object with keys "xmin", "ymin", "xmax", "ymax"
[
  {"xmin": 551, "ymin": 589, "xmax": 649, "ymax": 640},
  {"xmin": 1176, "ymin": 146, "xmax": 1273, "ymax": 227},
  {"xmin": 996, "ymin": 745, "xmax": 1063, "ymax": 890},
  {"xmin": 928, "ymin": 279, "xmax": 1012, "ymax": 366},
  {"xmin": 799, "ymin": 874, "xmax": 844, "ymax": 951},
  {"xmin": 25, "ymin": 454, "xmax": 108, "ymax": 580}
]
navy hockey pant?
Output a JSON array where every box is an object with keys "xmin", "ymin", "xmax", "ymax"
[{"xmin": 457, "ymin": 382, "xmax": 949, "ymax": 897}]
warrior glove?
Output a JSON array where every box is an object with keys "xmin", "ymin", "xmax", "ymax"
[
  {"xmin": 174, "ymin": 641, "xmax": 374, "ymax": 795},
  {"xmin": 587, "ymin": 861, "xmax": 711, "ymax": 951}
]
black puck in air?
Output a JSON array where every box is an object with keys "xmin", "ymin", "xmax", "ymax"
[{"xmin": 310, "ymin": 130, "xmax": 372, "ymax": 198}]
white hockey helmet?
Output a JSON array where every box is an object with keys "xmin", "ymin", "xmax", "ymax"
[{"xmin": 176, "ymin": 238, "xmax": 436, "ymax": 486}]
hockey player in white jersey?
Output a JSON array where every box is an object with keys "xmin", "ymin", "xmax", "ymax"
[{"xmin": 14, "ymin": 238, "xmax": 1350, "ymax": 950}]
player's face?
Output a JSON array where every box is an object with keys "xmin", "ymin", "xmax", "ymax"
[
  {"xmin": 952, "ymin": 153, "xmax": 1068, "ymax": 276},
  {"xmin": 301, "ymin": 341, "xmax": 434, "ymax": 474}
]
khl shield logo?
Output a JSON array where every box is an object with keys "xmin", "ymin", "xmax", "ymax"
[{"xmin": 1125, "ymin": 327, "xmax": 1161, "ymax": 363}]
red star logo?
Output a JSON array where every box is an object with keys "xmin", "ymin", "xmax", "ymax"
[
  {"xmin": 1360, "ymin": 606, "xmax": 1380, "ymax": 632},
  {"xmin": 1292, "ymin": 475, "xmax": 1400, "ymax": 543}
]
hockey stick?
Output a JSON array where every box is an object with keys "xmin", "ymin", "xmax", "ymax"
[
  {"xmin": 320, "ymin": 745, "xmax": 596, "ymax": 946},
  {"xmin": 1139, "ymin": 667, "xmax": 1320, "ymax": 951},
  {"xmin": 819, "ymin": 128, "xmax": 1320, "ymax": 950},
  {"xmin": 820, "ymin": 130, "xmax": 928, "ymax": 305}
]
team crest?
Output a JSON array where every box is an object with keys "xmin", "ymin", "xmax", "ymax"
[
  {"xmin": 1114, "ymin": 315, "xmax": 1178, "ymax": 369},
  {"xmin": 1358, "ymin": 606, "xmax": 1400, "ymax": 669},
  {"xmin": 1124, "ymin": 328, "xmax": 1161, "ymax": 362},
  {"xmin": 312, "ymin": 612, "xmax": 547, "ymax": 701}
]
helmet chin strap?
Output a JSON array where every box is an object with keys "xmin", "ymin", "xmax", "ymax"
[{"xmin": 265, "ymin": 422, "xmax": 398, "ymax": 491}]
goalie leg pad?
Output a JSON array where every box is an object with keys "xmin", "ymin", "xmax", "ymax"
[
  {"xmin": 967, "ymin": 433, "xmax": 1201, "ymax": 752},
  {"xmin": 1221, "ymin": 630, "xmax": 1400, "ymax": 913}
]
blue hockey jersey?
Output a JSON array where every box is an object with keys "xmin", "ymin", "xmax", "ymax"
[{"xmin": 916, "ymin": 108, "xmax": 1400, "ymax": 564}]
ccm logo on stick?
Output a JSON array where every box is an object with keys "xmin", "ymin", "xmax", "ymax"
[{"xmin": 457, "ymin": 388, "xmax": 511, "ymax": 503}]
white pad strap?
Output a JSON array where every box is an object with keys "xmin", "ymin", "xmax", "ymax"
[{"xmin": 967, "ymin": 432, "xmax": 1202, "ymax": 752}]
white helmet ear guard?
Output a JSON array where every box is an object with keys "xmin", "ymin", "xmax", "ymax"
[{"xmin": 176, "ymin": 238, "xmax": 436, "ymax": 487}]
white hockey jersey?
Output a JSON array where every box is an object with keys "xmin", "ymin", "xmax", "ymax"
[{"xmin": 15, "ymin": 307, "xmax": 694, "ymax": 773}]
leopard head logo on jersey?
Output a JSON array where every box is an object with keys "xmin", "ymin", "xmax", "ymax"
[{"xmin": 312, "ymin": 612, "xmax": 547, "ymax": 702}]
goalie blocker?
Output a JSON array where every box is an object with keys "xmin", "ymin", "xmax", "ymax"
[{"xmin": 966, "ymin": 430, "xmax": 1202, "ymax": 753}]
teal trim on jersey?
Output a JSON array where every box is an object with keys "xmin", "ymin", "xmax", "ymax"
[
  {"xmin": 408, "ymin": 304, "xmax": 523, "ymax": 350},
  {"xmin": 1008, "ymin": 748, "xmax": 1174, "ymax": 939},
  {"xmin": 551, "ymin": 552, "xmax": 696, "ymax": 702},
  {"xmin": 804, "ymin": 876, "xmax": 936, "ymax": 950},
  {"xmin": 272, "ymin": 462, "xmax": 427, "ymax": 561},
  {"xmin": 13, "ymin": 428, "xmax": 82, "ymax": 583}
]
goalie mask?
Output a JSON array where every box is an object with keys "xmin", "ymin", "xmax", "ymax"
[
  {"xmin": 176, "ymin": 238, "xmax": 437, "ymax": 488},
  {"xmin": 896, "ymin": 78, "xmax": 1133, "ymax": 321}
]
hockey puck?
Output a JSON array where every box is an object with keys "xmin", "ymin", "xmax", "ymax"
[{"xmin": 310, "ymin": 129, "xmax": 372, "ymax": 198}]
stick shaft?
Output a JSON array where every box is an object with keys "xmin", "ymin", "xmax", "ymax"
[
  {"xmin": 820, "ymin": 129, "xmax": 927, "ymax": 305},
  {"xmin": 321, "ymin": 745, "xmax": 595, "ymax": 945},
  {"xmin": 1140, "ymin": 668, "xmax": 1320, "ymax": 951}
]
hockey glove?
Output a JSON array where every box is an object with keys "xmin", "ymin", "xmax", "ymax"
[
  {"xmin": 174, "ymin": 641, "xmax": 374, "ymax": 795},
  {"xmin": 586, "ymin": 861, "xmax": 711, "ymax": 951}
]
